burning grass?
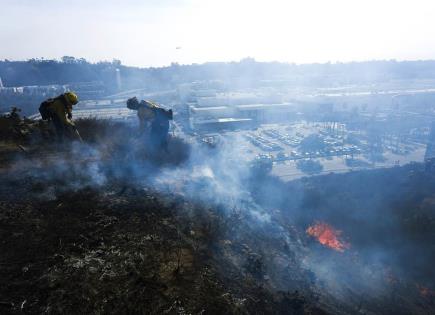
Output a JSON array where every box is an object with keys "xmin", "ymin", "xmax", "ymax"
[
  {"xmin": 306, "ymin": 222, "xmax": 350, "ymax": 252},
  {"xmin": 416, "ymin": 284, "xmax": 435, "ymax": 298}
]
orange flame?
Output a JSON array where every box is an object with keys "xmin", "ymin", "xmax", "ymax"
[
  {"xmin": 416, "ymin": 284, "xmax": 435, "ymax": 298},
  {"xmin": 306, "ymin": 222, "xmax": 350, "ymax": 252}
]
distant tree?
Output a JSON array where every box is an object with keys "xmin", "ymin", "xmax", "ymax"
[
  {"xmin": 61, "ymin": 56, "xmax": 76, "ymax": 64},
  {"xmin": 296, "ymin": 159, "xmax": 324, "ymax": 174},
  {"xmin": 300, "ymin": 134, "xmax": 326, "ymax": 153},
  {"xmin": 112, "ymin": 59, "xmax": 121, "ymax": 66}
]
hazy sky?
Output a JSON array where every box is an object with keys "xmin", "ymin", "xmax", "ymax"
[{"xmin": 1, "ymin": 0, "xmax": 435, "ymax": 67}]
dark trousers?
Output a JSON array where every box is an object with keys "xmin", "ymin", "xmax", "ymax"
[
  {"xmin": 150, "ymin": 125, "xmax": 169, "ymax": 151},
  {"xmin": 51, "ymin": 116, "xmax": 66, "ymax": 142}
]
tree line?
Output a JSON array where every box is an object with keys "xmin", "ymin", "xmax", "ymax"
[{"xmin": 2, "ymin": 57, "xmax": 435, "ymax": 91}]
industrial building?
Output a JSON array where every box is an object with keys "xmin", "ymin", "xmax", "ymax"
[
  {"xmin": 192, "ymin": 117, "xmax": 254, "ymax": 131},
  {"xmin": 28, "ymin": 98, "xmax": 135, "ymax": 121},
  {"xmin": 0, "ymin": 81, "xmax": 105, "ymax": 100},
  {"xmin": 196, "ymin": 93, "xmax": 283, "ymax": 107},
  {"xmin": 189, "ymin": 102, "xmax": 297, "ymax": 131}
]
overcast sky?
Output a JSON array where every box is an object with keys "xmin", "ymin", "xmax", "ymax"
[{"xmin": 1, "ymin": 0, "xmax": 435, "ymax": 67}]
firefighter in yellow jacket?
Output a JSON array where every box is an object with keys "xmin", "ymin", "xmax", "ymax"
[
  {"xmin": 39, "ymin": 91, "xmax": 80, "ymax": 142},
  {"xmin": 126, "ymin": 96, "xmax": 173, "ymax": 150},
  {"xmin": 127, "ymin": 97, "xmax": 157, "ymax": 134}
]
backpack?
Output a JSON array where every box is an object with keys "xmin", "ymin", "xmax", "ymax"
[
  {"xmin": 155, "ymin": 108, "xmax": 173, "ymax": 120},
  {"xmin": 39, "ymin": 95, "xmax": 68, "ymax": 120},
  {"xmin": 39, "ymin": 99, "xmax": 54, "ymax": 120}
]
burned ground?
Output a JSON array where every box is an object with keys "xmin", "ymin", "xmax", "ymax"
[
  {"xmin": 0, "ymin": 118, "xmax": 324, "ymax": 314},
  {"xmin": 0, "ymin": 116, "xmax": 434, "ymax": 315},
  {"xmin": 0, "ymin": 170, "xmax": 327, "ymax": 314}
]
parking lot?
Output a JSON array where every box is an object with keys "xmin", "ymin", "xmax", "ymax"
[{"xmin": 217, "ymin": 122, "xmax": 427, "ymax": 181}]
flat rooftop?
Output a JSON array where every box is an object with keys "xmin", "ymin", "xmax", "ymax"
[
  {"xmin": 191, "ymin": 106, "xmax": 229, "ymax": 112},
  {"xmin": 190, "ymin": 103, "xmax": 296, "ymax": 113},
  {"xmin": 194, "ymin": 117, "xmax": 253, "ymax": 124},
  {"xmin": 236, "ymin": 103, "xmax": 296, "ymax": 110}
]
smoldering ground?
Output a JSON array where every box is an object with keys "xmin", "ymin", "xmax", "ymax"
[
  {"xmin": 251, "ymin": 164, "xmax": 435, "ymax": 311},
  {"xmin": 1, "ymin": 118, "xmax": 435, "ymax": 314}
]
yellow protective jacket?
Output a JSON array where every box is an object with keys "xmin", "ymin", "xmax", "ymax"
[
  {"xmin": 48, "ymin": 99, "xmax": 74, "ymax": 127},
  {"xmin": 137, "ymin": 101, "xmax": 157, "ymax": 131},
  {"xmin": 137, "ymin": 106, "xmax": 155, "ymax": 121}
]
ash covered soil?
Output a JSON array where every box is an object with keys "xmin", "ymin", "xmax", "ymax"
[
  {"xmin": 0, "ymin": 117, "xmax": 434, "ymax": 315},
  {"xmin": 0, "ymin": 118, "xmax": 325, "ymax": 314},
  {"xmin": 0, "ymin": 163, "xmax": 323, "ymax": 314},
  {"xmin": 0, "ymin": 180, "xmax": 315, "ymax": 314}
]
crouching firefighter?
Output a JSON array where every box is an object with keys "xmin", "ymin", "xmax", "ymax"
[
  {"xmin": 39, "ymin": 91, "xmax": 82, "ymax": 142},
  {"xmin": 126, "ymin": 97, "xmax": 173, "ymax": 151}
]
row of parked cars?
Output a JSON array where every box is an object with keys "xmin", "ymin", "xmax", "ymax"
[
  {"xmin": 245, "ymin": 133, "xmax": 283, "ymax": 151},
  {"xmin": 249, "ymin": 128, "xmax": 366, "ymax": 161},
  {"xmin": 262, "ymin": 129, "xmax": 302, "ymax": 147},
  {"xmin": 256, "ymin": 145, "xmax": 364, "ymax": 162}
]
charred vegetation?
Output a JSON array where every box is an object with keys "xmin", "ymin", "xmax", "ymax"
[{"xmin": 0, "ymin": 115, "xmax": 434, "ymax": 314}]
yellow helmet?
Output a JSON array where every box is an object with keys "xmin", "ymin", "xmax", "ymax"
[{"xmin": 64, "ymin": 91, "xmax": 79, "ymax": 105}]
